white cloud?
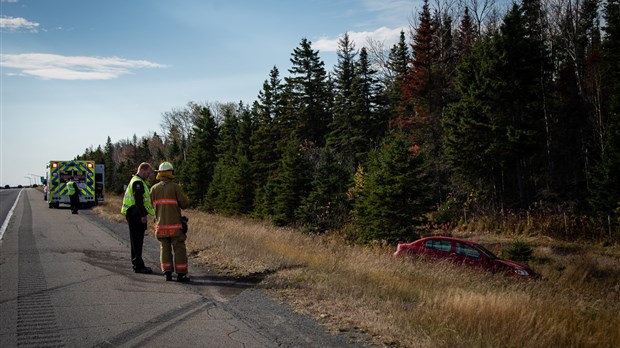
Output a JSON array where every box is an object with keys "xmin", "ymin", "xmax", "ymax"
[
  {"xmin": 0, "ymin": 15, "xmax": 39, "ymax": 32},
  {"xmin": 313, "ymin": 26, "xmax": 406, "ymax": 52},
  {"xmin": 0, "ymin": 53, "xmax": 167, "ymax": 80}
]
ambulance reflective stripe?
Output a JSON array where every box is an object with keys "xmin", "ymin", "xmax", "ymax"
[
  {"xmin": 153, "ymin": 199, "xmax": 178, "ymax": 207},
  {"xmin": 48, "ymin": 160, "xmax": 96, "ymax": 202}
]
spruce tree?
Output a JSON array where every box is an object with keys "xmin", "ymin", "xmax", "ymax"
[
  {"xmin": 351, "ymin": 47, "xmax": 385, "ymax": 166},
  {"xmin": 285, "ymin": 38, "xmax": 331, "ymax": 146},
  {"xmin": 386, "ymin": 30, "xmax": 413, "ymax": 128},
  {"xmin": 271, "ymin": 139, "xmax": 313, "ymax": 226},
  {"xmin": 205, "ymin": 104, "xmax": 255, "ymax": 215},
  {"xmin": 251, "ymin": 66, "xmax": 285, "ymax": 192},
  {"xmin": 296, "ymin": 148, "xmax": 352, "ymax": 233},
  {"xmin": 183, "ymin": 106, "xmax": 218, "ymax": 207},
  {"xmin": 589, "ymin": 0, "xmax": 620, "ymax": 219},
  {"xmin": 354, "ymin": 134, "xmax": 431, "ymax": 243},
  {"xmin": 327, "ymin": 32, "xmax": 358, "ymax": 167},
  {"xmin": 103, "ymin": 136, "xmax": 118, "ymax": 193},
  {"xmin": 444, "ymin": 4, "xmax": 549, "ymax": 209}
]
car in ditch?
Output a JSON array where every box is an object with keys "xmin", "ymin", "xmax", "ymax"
[{"xmin": 393, "ymin": 236, "xmax": 535, "ymax": 278}]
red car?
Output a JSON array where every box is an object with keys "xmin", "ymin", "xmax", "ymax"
[{"xmin": 394, "ymin": 236, "xmax": 535, "ymax": 277}]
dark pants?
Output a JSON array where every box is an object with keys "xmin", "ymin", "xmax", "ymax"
[
  {"xmin": 126, "ymin": 207, "xmax": 147, "ymax": 270},
  {"xmin": 69, "ymin": 194, "xmax": 79, "ymax": 213}
]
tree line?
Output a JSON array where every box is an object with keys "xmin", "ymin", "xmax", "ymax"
[{"xmin": 79, "ymin": 0, "xmax": 620, "ymax": 243}]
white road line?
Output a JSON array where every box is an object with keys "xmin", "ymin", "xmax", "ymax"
[{"xmin": 0, "ymin": 188, "xmax": 24, "ymax": 242}]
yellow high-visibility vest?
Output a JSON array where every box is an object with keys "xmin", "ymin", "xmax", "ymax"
[
  {"xmin": 120, "ymin": 175, "xmax": 155, "ymax": 215},
  {"xmin": 67, "ymin": 180, "xmax": 76, "ymax": 195}
]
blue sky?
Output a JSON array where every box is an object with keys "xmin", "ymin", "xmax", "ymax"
[{"xmin": 1, "ymin": 0, "xmax": 421, "ymax": 186}]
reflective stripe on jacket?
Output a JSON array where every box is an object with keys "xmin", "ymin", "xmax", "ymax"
[
  {"xmin": 150, "ymin": 179, "xmax": 189, "ymax": 237},
  {"xmin": 121, "ymin": 175, "xmax": 155, "ymax": 216}
]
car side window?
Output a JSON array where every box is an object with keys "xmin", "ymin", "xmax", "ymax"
[
  {"xmin": 424, "ymin": 240, "xmax": 452, "ymax": 252},
  {"xmin": 456, "ymin": 243, "xmax": 481, "ymax": 258}
]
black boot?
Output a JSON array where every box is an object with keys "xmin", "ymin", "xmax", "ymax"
[
  {"xmin": 164, "ymin": 272, "xmax": 172, "ymax": 281},
  {"xmin": 176, "ymin": 274, "xmax": 190, "ymax": 283}
]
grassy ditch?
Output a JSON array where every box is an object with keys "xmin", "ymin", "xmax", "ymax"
[{"xmin": 94, "ymin": 195, "xmax": 620, "ymax": 348}]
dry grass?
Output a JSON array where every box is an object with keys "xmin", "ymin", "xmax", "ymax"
[{"xmin": 96, "ymin": 195, "xmax": 620, "ymax": 347}]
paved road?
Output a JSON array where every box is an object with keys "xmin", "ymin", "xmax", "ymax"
[{"xmin": 0, "ymin": 189, "xmax": 365, "ymax": 347}]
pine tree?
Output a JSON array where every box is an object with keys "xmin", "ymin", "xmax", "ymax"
[
  {"xmin": 251, "ymin": 66, "xmax": 285, "ymax": 191},
  {"xmin": 354, "ymin": 134, "xmax": 431, "ymax": 243},
  {"xmin": 445, "ymin": 4, "xmax": 550, "ymax": 209},
  {"xmin": 455, "ymin": 6, "xmax": 477, "ymax": 61},
  {"xmin": 351, "ymin": 47, "xmax": 385, "ymax": 165},
  {"xmin": 589, "ymin": 0, "xmax": 620, "ymax": 219},
  {"xmin": 296, "ymin": 148, "xmax": 352, "ymax": 233},
  {"xmin": 385, "ymin": 30, "xmax": 411, "ymax": 108},
  {"xmin": 183, "ymin": 106, "xmax": 218, "ymax": 207},
  {"xmin": 206, "ymin": 105, "xmax": 239, "ymax": 212},
  {"xmin": 103, "ymin": 136, "xmax": 118, "ymax": 193},
  {"xmin": 284, "ymin": 38, "xmax": 331, "ymax": 147},
  {"xmin": 327, "ymin": 32, "xmax": 358, "ymax": 167},
  {"xmin": 381, "ymin": 30, "xmax": 412, "ymax": 152},
  {"xmin": 271, "ymin": 139, "xmax": 313, "ymax": 226},
  {"xmin": 205, "ymin": 104, "xmax": 254, "ymax": 215}
]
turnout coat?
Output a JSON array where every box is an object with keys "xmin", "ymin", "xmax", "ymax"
[{"xmin": 150, "ymin": 179, "xmax": 190, "ymax": 237}]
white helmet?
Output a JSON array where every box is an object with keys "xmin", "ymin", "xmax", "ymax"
[{"xmin": 155, "ymin": 161, "xmax": 174, "ymax": 172}]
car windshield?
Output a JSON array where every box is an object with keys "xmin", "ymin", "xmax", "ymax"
[{"xmin": 474, "ymin": 244, "xmax": 498, "ymax": 259}]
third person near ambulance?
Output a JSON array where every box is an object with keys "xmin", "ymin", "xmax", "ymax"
[{"xmin": 150, "ymin": 161, "xmax": 190, "ymax": 282}]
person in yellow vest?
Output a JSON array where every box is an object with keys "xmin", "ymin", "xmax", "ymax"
[
  {"xmin": 150, "ymin": 161, "xmax": 190, "ymax": 282},
  {"xmin": 121, "ymin": 162, "xmax": 155, "ymax": 274},
  {"xmin": 66, "ymin": 177, "xmax": 80, "ymax": 214}
]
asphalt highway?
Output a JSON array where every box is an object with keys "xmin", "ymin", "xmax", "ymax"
[{"xmin": 0, "ymin": 189, "xmax": 365, "ymax": 347}]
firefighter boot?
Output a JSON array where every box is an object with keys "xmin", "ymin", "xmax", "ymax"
[
  {"xmin": 176, "ymin": 274, "xmax": 190, "ymax": 283},
  {"xmin": 164, "ymin": 272, "xmax": 172, "ymax": 281}
]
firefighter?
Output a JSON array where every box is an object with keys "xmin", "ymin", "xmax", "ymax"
[
  {"xmin": 121, "ymin": 162, "xmax": 155, "ymax": 274},
  {"xmin": 67, "ymin": 177, "xmax": 80, "ymax": 214},
  {"xmin": 150, "ymin": 161, "xmax": 190, "ymax": 282}
]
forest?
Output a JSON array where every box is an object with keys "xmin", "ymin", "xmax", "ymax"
[{"xmin": 78, "ymin": 0, "xmax": 620, "ymax": 244}]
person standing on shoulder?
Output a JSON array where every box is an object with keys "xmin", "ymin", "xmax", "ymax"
[
  {"xmin": 150, "ymin": 161, "xmax": 190, "ymax": 282},
  {"xmin": 67, "ymin": 177, "xmax": 80, "ymax": 214},
  {"xmin": 121, "ymin": 162, "xmax": 155, "ymax": 274}
]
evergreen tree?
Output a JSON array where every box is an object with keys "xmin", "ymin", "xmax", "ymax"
[
  {"xmin": 183, "ymin": 106, "xmax": 218, "ymax": 207},
  {"xmin": 547, "ymin": 0, "xmax": 601, "ymax": 206},
  {"xmin": 284, "ymin": 38, "xmax": 331, "ymax": 146},
  {"xmin": 103, "ymin": 136, "xmax": 118, "ymax": 193},
  {"xmin": 455, "ymin": 6, "xmax": 477, "ymax": 61},
  {"xmin": 444, "ymin": 4, "xmax": 549, "ymax": 209},
  {"xmin": 166, "ymin": 137, "xmax": 182, "ymax": 163},
  {"xmin": 385, "ymin": 30, "xmax": 411, "ymax": 107},
  {"xmin": 354, "ymin": 134, "xmax": 431, "ymax": 243},
  {"xmin": 589, "ymin": 0, "xmax": 620, "ymax": 218},
  {"xmin": 251, "ymin": 67, "xmax": 286, "ymax": 217},
  {"xmin": 350, "ymin": 47, "xmax": 385, "ymax": 165},
  {"xmin": 270, "ymin": 139, "xmax": 313, "ymax": 226},
  {"xmin": 327, "ymin": 32, "xmax": 358, "ymax": 167},
  {"xmin": 296, "ymin": 148, "xmax": 352, "ymax": 233},
  {"xmin": 205, "ymin": 104, "xmax": 253, "ymax": 214},
  {"xmin": 136, "ymin": 138, "xmax": 151, "ymax": 164}
]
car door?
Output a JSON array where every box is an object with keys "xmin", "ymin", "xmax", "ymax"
[
  {"xmin": 423, "ymin": 239, "xmax": 453, "ymax": 259},
  {"xmin": 454, "ymin": 242, "xmax": 485, "ymax": 268}
]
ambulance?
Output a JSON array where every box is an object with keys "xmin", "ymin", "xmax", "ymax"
[{"xmin": 46, "ymin": 160, "xmax": 97, "ymax": 208}]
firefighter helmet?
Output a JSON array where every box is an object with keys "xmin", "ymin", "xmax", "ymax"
[{"xmin": 155, "ymin": 161, "xmax": 174, "ymax": 172}]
